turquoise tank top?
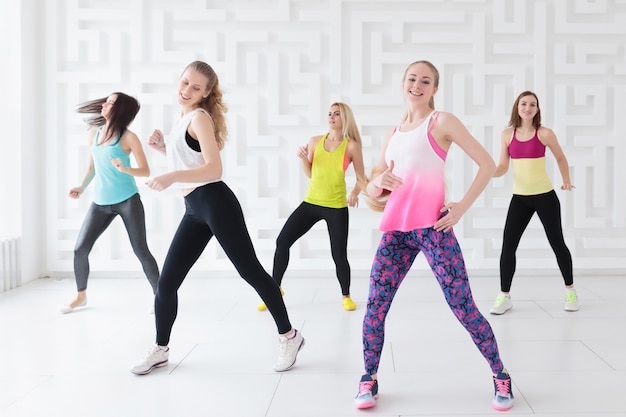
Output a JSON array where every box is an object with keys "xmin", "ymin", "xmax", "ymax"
[{"xmin": 92, "ymin": 127, "xmax": 138, "ymax": 205}]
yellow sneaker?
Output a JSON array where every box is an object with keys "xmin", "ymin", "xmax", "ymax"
[
  {"xmin": 343, "ymin": 296, "xmax": 357, "ymax": 311},
  {"xmin": 257, "ymin": 287, "xmax": 284, "ymax": 311}
]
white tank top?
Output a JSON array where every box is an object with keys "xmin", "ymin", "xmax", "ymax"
[{"xmin": 165, "ymin": 108, "xmax": 221, "ymax": 189}]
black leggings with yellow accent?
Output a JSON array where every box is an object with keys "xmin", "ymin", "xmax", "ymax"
[
  {"xmin": 273, "ymin": 202, "xmax": 351, "ymax": 295},
  {"xmin": 155, "ymin": 181, "xmax": 292, "ymax": 346},
  {"xmin": 499, "ymin": 190, "xmax": 573, "ymax": 292}
]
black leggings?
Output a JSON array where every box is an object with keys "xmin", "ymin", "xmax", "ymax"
[
  {"xmin": 273, "ymin": 202, "xmax": 350, "ymax": 295},
  {"xmin": 155, "ymin": 181, "xmax": 292, "ymax": 345},
  {"xmin": 499, "ymin": 190, "xmax": 573, "ymax": 292}
]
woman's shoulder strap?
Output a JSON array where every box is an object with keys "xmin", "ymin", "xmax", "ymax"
[{"xmin": 427, "ymin": 111, "xmax": 440, "ymax": 134}]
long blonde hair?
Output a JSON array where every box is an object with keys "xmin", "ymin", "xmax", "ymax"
[
  {"xmin": 363, "ymin": 164, "xmax": 390, "ymax": 212},
  {"xmin": 330, "ymin": 102, "xmax": 369, "ymax": 191},
  {"xmin": 185, "ymin": 61, "xmax": 229, "ymax": 150},
  {"xmin": 330, "ymin": 102, "xmax": 362, "ymax": 145}
]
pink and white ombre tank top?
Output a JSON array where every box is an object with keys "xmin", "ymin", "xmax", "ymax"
[{"xmin": 379, "ymin": 111, "xmax": 447, "ymax": 232}]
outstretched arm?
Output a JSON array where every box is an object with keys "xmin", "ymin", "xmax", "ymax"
[
  {"xmin": 68, "ymin": 127, "xmax": 97, "ymax": 199},
  {"xmin": 347, "ymin": 140, "xmax": 368, "ymax": 207},
  {"xmin": 494, "ymin": 128, "xmax": 512, "ymax": 177},
  {"xmin": 540, "ymin": 127, "xmax": 575, "ymax": 190}
]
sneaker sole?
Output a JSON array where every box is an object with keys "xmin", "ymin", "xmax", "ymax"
[
  {"xmin": 130, "ymin": 360, "xmax": 168, "ymax": 375},
  {"xmin": 492, "ymin": 402, "xmax": 514, "ymax": 411},
  {"xmin": 355, "ymin": 396, "xmax": 378, "ymax": 409},
  {"xmin": 489, "ymin": 306, "xmax": 512, "ymax": 315},
  {"xmin": 274, "ymin": 338, "xmax": 305, "ymax": 372}
]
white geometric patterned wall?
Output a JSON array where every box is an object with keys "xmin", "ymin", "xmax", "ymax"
[{"xmin": 44, "ymin": 0, "xmax": 626, "ymax": 276}]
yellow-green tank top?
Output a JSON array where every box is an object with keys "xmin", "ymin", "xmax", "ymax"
[{"xmin": 304, "ymin": 134, "xmax": 349, "ymax": 208}]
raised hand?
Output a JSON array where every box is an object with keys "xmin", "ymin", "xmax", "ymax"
[
  {"xmin": 375, "ymin": 160, "xmax": 403, "ymax": 192},
  {"xmin": 147, "ymin": 129, "xmax": 165, "ymax": 151}
]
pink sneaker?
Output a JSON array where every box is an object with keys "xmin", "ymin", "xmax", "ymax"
[
  {"xmin": 354, "ymin": 374, "xmax": 378, "ymax": 409},
  {"xmin": 492, "ymin": 371, "xmax": 515, "ymax": 411}
]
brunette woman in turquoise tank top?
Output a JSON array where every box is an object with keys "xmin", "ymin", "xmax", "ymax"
[
  {"xmin": 490, "ymin": 91, "xmax": 577, "ymax": 315},
  {"xmin": 61, "ymin": 93, "xmax": 159, "ymax": 314},
  {"xmin": 255, "ymin": 103, "xmax": 368, "ymax": 312}
]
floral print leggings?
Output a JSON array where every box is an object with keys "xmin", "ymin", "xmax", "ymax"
[{"xmin": 362, "ymin": 227, "xmax": 504, "ymax": 375}]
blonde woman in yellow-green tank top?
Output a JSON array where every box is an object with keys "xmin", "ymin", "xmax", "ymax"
[{"xmin": 257, "ymin": 103, "xmax": 368, "ymax": 311}]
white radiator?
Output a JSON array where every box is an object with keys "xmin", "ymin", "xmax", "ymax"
[{"xmin": 1, "ymin": 237, "xmax": 21, "ymax": 292}]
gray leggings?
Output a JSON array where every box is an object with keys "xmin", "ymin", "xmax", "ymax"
[{"xmin": 73, "ymin": 193, "xmax": 159, "ymax": 293}]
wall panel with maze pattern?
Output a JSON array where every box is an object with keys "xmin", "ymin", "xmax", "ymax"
[{"xmin": 45, "ymin": 0, "xmax": 626, "ymax": 274}]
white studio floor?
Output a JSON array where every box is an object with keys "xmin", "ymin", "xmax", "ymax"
[{"xmin": 0, "ymin": 270, "xmax": 624, "ymax": 417}]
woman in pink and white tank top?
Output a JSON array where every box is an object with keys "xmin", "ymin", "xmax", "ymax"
[{"xmin": 354, "ymin": 60, "xmax": 514, "ymax": 412}]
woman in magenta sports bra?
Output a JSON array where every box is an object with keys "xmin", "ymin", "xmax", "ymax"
[
  {"xmin": 490, "ymin": 91, "xmax": 577, "ymax": 315},
  {"xmin": 354, "ymin": 60, "xmax": 514, "ymax": 412}
]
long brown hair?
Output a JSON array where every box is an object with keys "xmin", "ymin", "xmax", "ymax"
[
  {"xmin": 184, "ymin": 61, "xmax": 228, "ymax": 150},
  {"xmin": 509, "ymin": 91, "xmax": 542, "ymax": 129},
  {"xmin": 76, "ymin": 92, "xmax": 140, "ymax": 143}
]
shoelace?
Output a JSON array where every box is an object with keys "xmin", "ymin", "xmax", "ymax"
[
  {"xmin": 495, "ymin": 296, "xmax": 508, "ymax": 306},
  {"xmin": 494, "ymin": 378, "xmax": 511, "ymax": 396},
  {"xmin": 358, "ymin": 380, "xmax": 375, "ymax": 395},
  {"xmin": 279, "ymin": 341, "xmax": 291, "ymax": 354},
  {"xmin": 278, "ymin": 333, "xmax": 297, "ymax": 354},
  {"xmin": 566, "ymin": 292, "xmax": 577, "ymax": 303},
  {"xmin": 144, "ymin": 346, "xmax": 163, "ymax": 359}
]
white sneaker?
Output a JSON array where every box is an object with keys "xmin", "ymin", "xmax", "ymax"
[
  {"xmin": 489, "ymin": 294, "xmax": 513, "ymax": 315},
  {"xmin": 274, "ymin": 329, "xmax": 305, "ymax": 372},
  {"xmin": 60, "ymin": 298, "xmax": 87, "ymax": 314},
  {"xmin": 130, "ymin": 345, "xmax": 169, "ymax": 375},
  {"xmin": 565, "ymin": 289, "xmax": 579, "ymax": 312}
]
